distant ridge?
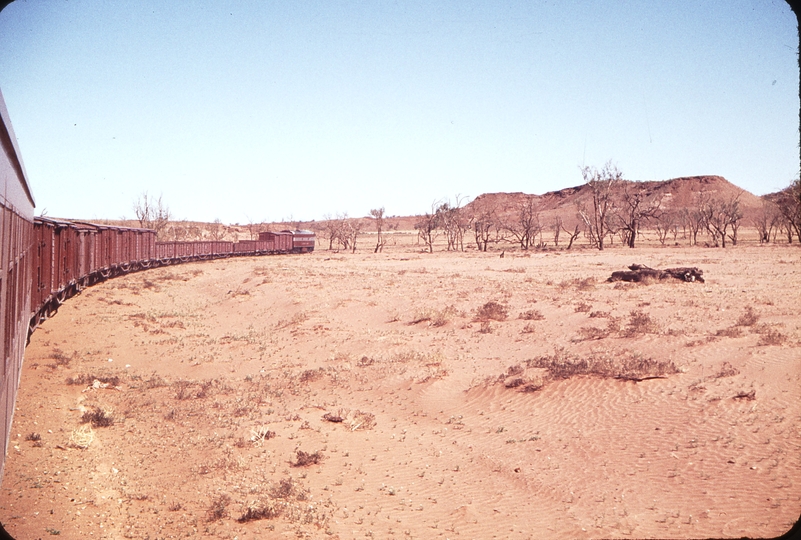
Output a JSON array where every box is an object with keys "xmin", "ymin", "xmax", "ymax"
[{"xmin": 465, "ymin": 176, "xmax": 766, "ymax": 223}]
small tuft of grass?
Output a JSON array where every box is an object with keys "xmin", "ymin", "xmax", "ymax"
[{"xmin": 478, "ymin": 321, "xmax": 493, "ymax": 334}]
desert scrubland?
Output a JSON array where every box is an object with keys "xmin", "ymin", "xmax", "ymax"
[{"xmin": 1, "ymin": 235, "xmax": 799, "ymax": 539}]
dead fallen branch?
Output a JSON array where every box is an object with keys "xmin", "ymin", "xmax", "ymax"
[{"xmin": 608, "ymin": 264, "xmax": 704, "ymax": 283}]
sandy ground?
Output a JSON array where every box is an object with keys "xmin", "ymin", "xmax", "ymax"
[{"xmin": 1, "ymin": 241, "xmax": 799, "ymax": 539}]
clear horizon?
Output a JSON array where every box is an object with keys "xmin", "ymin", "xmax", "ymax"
[{"xmin": 1, "ymin": 1, "xmax": 798, "ymax": 224}]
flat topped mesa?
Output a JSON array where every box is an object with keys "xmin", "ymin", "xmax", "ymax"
[{"xmin": 608, "ymin": 264, "xmax": 704, "ymax": 283}]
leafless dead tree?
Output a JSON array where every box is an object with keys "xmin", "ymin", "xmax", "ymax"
[
  {"xmin": 560, "ymin": 220, "xmax": 582, "ymax": 249},
  {"xmin": 700, "ymin": 193, "xmax": 743, "ymax": 247},
  {"xmin": 614, "ymin": 185, "xmax": 662, "ymax": 248},
  {"xmin": 133, "ymin": 191, "xmax": 171, "ymax": 239},
  {"xmin": 415, "ymin": 202, "xmax": 441, "ymax": 253},
  {"xmin": 369, "ymin": 207, "xmax": 386, "ymax": 253},
  {"xmin": 753, "ymin": 200, "xmax": 781, "ymax": 244},
  {"xmin": 577, "ymin": 162, "xmax": 621, "ymax": 250},
  {"xmin": 504, "ymin": 195, "xmax": 542, "ymax": 250}
]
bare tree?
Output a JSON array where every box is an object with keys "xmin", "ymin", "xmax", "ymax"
[
  {"xmin": 208, "ymin": 218, "xmax": 226, "ymax": 241},
  {"xmin": 653, "ymin": 211, "xmax": 676, "ymax": 246},
  {"xmin": 415, "ymin": 202, "xmax": 441, "ymax": 253},
  {"xmin": 560, "ymin": 220, "xmax": 582, "ymax": 249},
  {"xmin": 470, "ymin": 199, "xmax": 503, "ymax": 252},
  {"xmin": 133, "ymin": 191, "xmax": 171, "ymax": 238},
  {"xmin": 577, "ymin": 162, "xmax": 621, "ymax": 250},
  {"xmin": 437, "ymin": 195, "xmax": 470, "ymax": 251},
  {"xmin": 320, "ymin": 214, "xmax": 340, "ymax": 250},
  {"xmin": 369, "ymin": 207, "xmax": 387, "ymax": 253},
  {"xmin": 342, "ymin": 217, "xmax": 361, "ymax": 253},
  {"xmin": 504, "ymin": 195, "xmax": 542, "ymax": 250},
  {"xmin": 551, "ymin": 216, "xmax": 562, "ymax": 247},
  {"xmin": 614, "ymin": 185, "xmax": 662, "ymax": 248},
  {"xmin": 680, "ymin": 205, "xmax": 706, "ymax": 246},
  {"xmin": 700, "ymin": 193, "xmax": 743, "ymax": 247},
  {"xmin": 751, "ymin": 200, "xmax": 779, "ymax": 244}
]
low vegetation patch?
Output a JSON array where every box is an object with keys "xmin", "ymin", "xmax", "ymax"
[
  {"xmin": 475, "ymin": 301, "xmax": 508, "ymax": 322},
  {"xmin": 623, "ymin": 310, "xmax": 659, "ymax": 336},
  {"xmin": 518, "ymin": 309, "xmax": 544, "ymax": 321},
  {"xmin": 527, "ymin": 348, "xmax": 679, "ymax": 382},
  {"xmin": 80, "ymin": 405, "xmax": 114, "ymax": 427},
  {"xmin": 736, "ymin": 306, "xmax": 760, "ymax": 327},
  {"xmin": 292, "ymin": 450, "xmax": 323, "ymax": 467}
]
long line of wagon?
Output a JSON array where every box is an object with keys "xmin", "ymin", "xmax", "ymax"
[
  {"xmin": 0, "ymin": 87, "xmax": 315, "ymax": 482},
  {"xmin": 30, "ymin": 217, "xmax": 315, "ymax": 337}
]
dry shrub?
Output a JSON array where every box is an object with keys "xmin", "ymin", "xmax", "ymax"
[
  {"xmin": 527, "ymin": 348, "xmax": 678, "ymax": 382},
  {"xmin": 409, "ymin": 309, "xmax": 432, "ymax": 325},
  {"xmin": 559, "ymin": 277, "xmax": 595, "ymax": 291},
  {"xmin": 715, "ymin": 326, "xmax": 743, "ymax": 338},
  {"xmin": 356, "ymin": 356, "xmax": 374, "ymax": 367},
  {"xmin": 270, "ymin": 477, "xmax": 297, "ymax": 499},
  {"xmin": 521, "ymin": 323, "xmax": 536, "ymax": 334},
  {"xmin": 432, "ymin": 306, "xmax": 458, "ymax": 327},
  {"xmin": 736, "ymin": 306, "xmax": 760, "ymax": 327},
  {"xmin": 518, "ymin": 309, "xmax": 544, "ymax": 321},
  {"xmin": 250, "ymin": 426, "xmax": 276, "ymax": 446},
  {"xmin": 715, "ymin": 361, "xmax": 739, "ymax": 378},
  {"xmin": 81, "ymin": 406, "xmax": 114, "ymax": 427},
  {"xmin": 574, "ymin": 302, "xmax": 592, "ymax": 313},
  {"xmin": 577, "ymin": 326, "xmax": 610, "ymax": 341},
  {"xmin": 475, "ymin": 301, "xmax": 508, "ymax": 322},
  {"xmin": 478, "ymin": 321, "xmax": 493, "ymax": 334},
  {"xmin": 292, "ymin": 450, "xmax": 323, "ymax": 467},
  {"xmin": 237, "ymin": 501, "xmax": 282, "ymax": 523},
  {"xmin": 66, "ymin": 374, "xmax": 121, "ymax": 386},
  {"xmin": 323, "ymin": 410, "xmax": 345, "ymax": 423},
  {"xmin": 299, "ymin": 369, "xmax": 323, "ymax": 383},
  {"xmin": 757, "ymin": 327, "xmax": 786, "ymax": 346},
  {"xmin": 50, "ymin": 348, "xmax": 73, "ymax": 367},
  {"xmin": 589, "ymin": 310, "xmax": 610, "ymax": 318},
  {"xmin": 206, "ymin": 494, "xmax": 231, "ymax": 522},
  {"xmin": 624, "ymin": 310, "xmax": 658, "ymax": 336},
  {"xmin": 25, "ymin": 432, "xmax": 41, "ymax": 441},
  {"xmin": 68, "ymin": 425, "xmax": 94, "ymax": 449},
  {"xmin": 350, "ymin": 410, "xmax": 376, "ymax": 431}
]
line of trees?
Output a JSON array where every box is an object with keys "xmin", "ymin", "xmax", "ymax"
[{"xmin": 133, "ymin": 171, "xmax": 801, "ymax": 251}]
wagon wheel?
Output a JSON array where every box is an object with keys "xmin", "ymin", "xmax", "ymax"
[{"xmin": 100, "ymin": 269, "xmax": 111, "ymax": 279}]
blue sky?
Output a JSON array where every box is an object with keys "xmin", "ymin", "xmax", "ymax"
[{"xmin": 0, "ymin": 0, "xmax": 797, "ymax": 223}]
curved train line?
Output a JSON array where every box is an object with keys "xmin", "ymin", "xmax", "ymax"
[{"xmin": 0, "ymin": 89, "xmax": 314, "ymax": 482}]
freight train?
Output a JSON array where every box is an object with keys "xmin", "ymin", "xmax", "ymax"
[{"xmin": 0, "ymin": 90, "xmax": 314, "ymax": 482}]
